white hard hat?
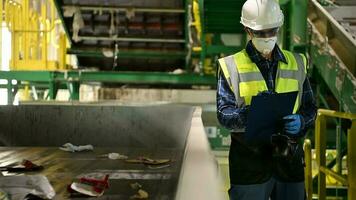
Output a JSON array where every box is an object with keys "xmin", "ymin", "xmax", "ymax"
[{"xmin": 240, "ymin": 0, "xmax": 284, "ymax": 30}]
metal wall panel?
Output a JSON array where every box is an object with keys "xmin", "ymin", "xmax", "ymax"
[{"xmin": 0, "ymin": 105, "xmax": 194, "ymax": 148}]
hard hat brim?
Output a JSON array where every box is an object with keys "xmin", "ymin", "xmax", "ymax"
[{"xmin": 240, "ymin": 20, "xmax": 283, "ymax": 31}]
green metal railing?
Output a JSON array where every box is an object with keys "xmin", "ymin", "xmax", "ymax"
[{"xmin": 0, "ymin": 70, "xmax": 216, "ymax": 103}]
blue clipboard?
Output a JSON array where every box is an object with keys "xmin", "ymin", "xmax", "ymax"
[{"xmin": 245, "ymin": 91, "xmax": 298, "ymax": 144}]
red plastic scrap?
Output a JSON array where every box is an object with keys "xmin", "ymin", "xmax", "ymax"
[
  {"xmin": 79, "ymin": 175, "xmax": 110, "ymax": 194},
  {"xmin": 0, "ymin": 159, "xmax": 43, "ymax": 172},
  {"xmin": 22, "ymin": 160, "xmax": 39, "ymax": 169}
]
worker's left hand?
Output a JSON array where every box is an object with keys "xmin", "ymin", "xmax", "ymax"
[{"xmin": 283, "ymin": 114, "xmax": 303, "ymax": 135}]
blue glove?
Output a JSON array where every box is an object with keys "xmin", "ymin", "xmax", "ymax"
[{"xmin": 283, "ymin": 114, "xmax": 303, "ymax": 135}]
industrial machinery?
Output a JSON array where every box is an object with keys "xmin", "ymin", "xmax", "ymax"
[
  {"xmin": 306, "ymin": 0, "xmax": 356, "ymax": 199},
  {"xmin": 0, "ymin": 0, "xmax": 356, "ymax": 198},
  {"xmin": 0, "ymin": 1, "xmax": 310, "ymax": 163},
  {"xmin": 308, "ymin": 0, "xmax": 356, "ymax": 113},
  {"xmin": 0, "ymin": 0, "xmax": 309, "ymax": 102},
  {"xmin": 59, "ymin": 0, "xmax": 188, "ymax": 72}
]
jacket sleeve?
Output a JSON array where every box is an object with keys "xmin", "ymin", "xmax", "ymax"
[
  {"xmin": 216, "ymin": 69, "xmax": 248, "ymax": 131},
  {"xmin": 298, "ymin": 77, "xmax": 317, "ymax": 135}
]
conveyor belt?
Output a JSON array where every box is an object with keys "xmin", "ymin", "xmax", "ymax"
[
  {"xmin": 0, "ymin": 104, "xmax": 195, "ymax": 199},
  {"xmin": 0, "ymin": 147, "xmax": 183, "ymax": 199},
  {"xmin": 326, "ymin": 5, "xmax": 356, "ymax": 41},
  {"xmin": 0, "ymin": 105, "xmax": 225, "ymax": 199}
]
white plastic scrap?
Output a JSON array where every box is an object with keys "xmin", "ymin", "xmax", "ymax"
[
  {"xmin": 130, "ymin": 189, "xmax": 149, "ymax": 199},
  {"xmin": 172, "ymin": 68, "xmax": 185, "ymax": 74},
  {"xmin": 126, "ymin": 8, "xmax": 135, "ymax": 20},
  {"xmin": 72, "ymin": 8, "xmax": 84, "ymax": 42},
  {"xmin": 102, "ymin": 48, "xmax": 114, "ymax": 57},
  {"xmin": 70, "ymin": 182, "xmax": 103, "ymax": 197},
  {"xmin": 130, "ymin": 182, "xmax": 142, "ymax": 190},
  {"xmin": 59, "ymin": 143, "xmax": 94, "ymax": 152},
  {"xmin": 0, "ymin": 175, "xmax": 55, "ymax": 200},
  {"xmin": 63, "ymin": 6, "xmax": 77, "ymax": 17},
  {"xmin": 108, "ymin": 153, "xmax": 128, "ymax": 160},
  {"xmin": 109, "ymin": 11, "xmax": 116, "ymax": 36}
]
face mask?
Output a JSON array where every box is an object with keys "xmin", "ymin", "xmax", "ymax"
[{"xmin": 252, "ymin": 36, "xmax": 277, "ymax": 55}]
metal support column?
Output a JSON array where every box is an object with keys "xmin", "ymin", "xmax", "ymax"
[
  {"xmin": 0, "ymin": 0, "xmax": 2, "ymax": 70},
  {"xmin": 316, "ymin": 112, "xmax": 327, "ymax": 199},
  {"xmin": 184, "ymin": 0, "xmax": 190, "ymax": 71},
  {"xmin": 336, "ymin": 123, "xmax": 342, "ymax": 174},
  {"xmin": 289, "ymin": 0, "xmax": 308, "ymax": 52},
  {"xmin": 41, "ymin": 3, "xmax": 48, "ymax": 69},
  {"xmin": 304, "ymin": 139, "xmax": 313, "ymax": 200},
  {"xmin": 69, "ymin": 81, "xmax": 80, "ymax": 100},
  {"xmin": 348, "ymin": 120, "xmax": 356, "ymax": 200},
  {"xmin": 198, "ymin": 0, "xmax": 206, "ymax": 73},
  {"xmin": 7, "ymin": 80, "xmax": 12, "ymax": 105},
  {"xmin": 48, "ymin": 81, "xmax": 57, "ymax": 100}
]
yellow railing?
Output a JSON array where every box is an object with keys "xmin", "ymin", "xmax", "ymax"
[
  {"xmin": 3, "ymin": 0, "xmax": 68, "ymax": 70},
  {"xmin": 314, "ymin": 109, "xmax": 356, "ymax": 200},
  {"xmin": 304, "ymin": 138, "xmax": 313, "ymax": 200}
]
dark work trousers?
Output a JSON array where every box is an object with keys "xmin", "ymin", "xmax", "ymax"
[{"xmin": 228, "ymin": 176, "xmax": 305, "ymax": 200}]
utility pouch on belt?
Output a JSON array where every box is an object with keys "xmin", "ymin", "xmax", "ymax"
[
  {"xmin": 270, "ymin": 134, "xmax": 299, "ymax": 160},
  {"xmin": 271, "ymin": 134, "xmax": 305, "ymax": 182}
]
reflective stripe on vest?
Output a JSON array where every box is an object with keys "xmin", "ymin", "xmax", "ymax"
[{"xmin": 218, "ymin": 49, "xmax": 306, "ymax": 114}]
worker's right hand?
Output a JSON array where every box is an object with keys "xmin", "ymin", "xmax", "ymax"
[{"xmin": 283, "ymin": 114, "xmax": 303, "ymax": 135}]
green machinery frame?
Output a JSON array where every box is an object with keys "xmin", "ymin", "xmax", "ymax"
[
  {"xmin": 0, "ymin": 71, "xmax": 215, "ymax": 103},
  {"xmin": 0, "ymin": 0, "xmax": 312, "ymax": 103}
]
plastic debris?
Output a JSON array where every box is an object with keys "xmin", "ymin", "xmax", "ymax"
[
  {"xmin": 126, "ymin": 8, "xmax": 135, "ymax": 20},
  {"xmin": 126, "ymin": 157, "xmax": 170, "ymax": 166},
  {"xmin": 147, "ymin": 164, "xmax": 170, "ymax": 169},
  {"xmin": 59, "ymin": 143, "xmax": 93, "ymax": 152},
  {"xmin": 0, "ymin": 159, "xmax": 43, "ymax": 172},
  {"xmin": 102, "ymin": 49, "xmax": 114, "ymax": 57},
  {"xmin": 63, "ymin": 6, "xmax": 77, "ymax": 17},
  {"xmin": 0, "ymin": 175, "xmax": 55, "ymax": 200},
  {"xmin": 172, "ymin": 68, "xmax": 185, "ymax": 74},
  {"xmin": 68, "ymin": 175, "xmax": 109, "ymax": 197},
  {"xmin": 97, "ymin": 153, "xmax": 128, "ymax": 160},
  {"xmin": 70, "ymin": 182, "xmax": 103, "ymax": 197},
  {"xmin": 130, "ymin": 182, "xmax": 142, "ymax": 190},
  {"xmin": 130, "ymin": 182, "xmax": 148, "ymax": 199},
  {"xmin": 130, "ymin": 189, "xmax": 149, "ymax": 199},
  {"xmin": 72, "ymin": 8, "xmax": 84, "ymax": 42},
  {"xmin": 108, "ymin": 153, "xmax": 128, "ymax": 160}
]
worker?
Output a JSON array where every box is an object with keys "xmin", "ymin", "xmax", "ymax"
[{"xmin": 216, "ymin": 0, "xmax": 317, "ymax": 200}]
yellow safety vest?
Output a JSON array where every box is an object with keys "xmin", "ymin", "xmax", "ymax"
[{"xmin": 218, "ymin": 49, "xmax": 307, "ymax": 114}]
